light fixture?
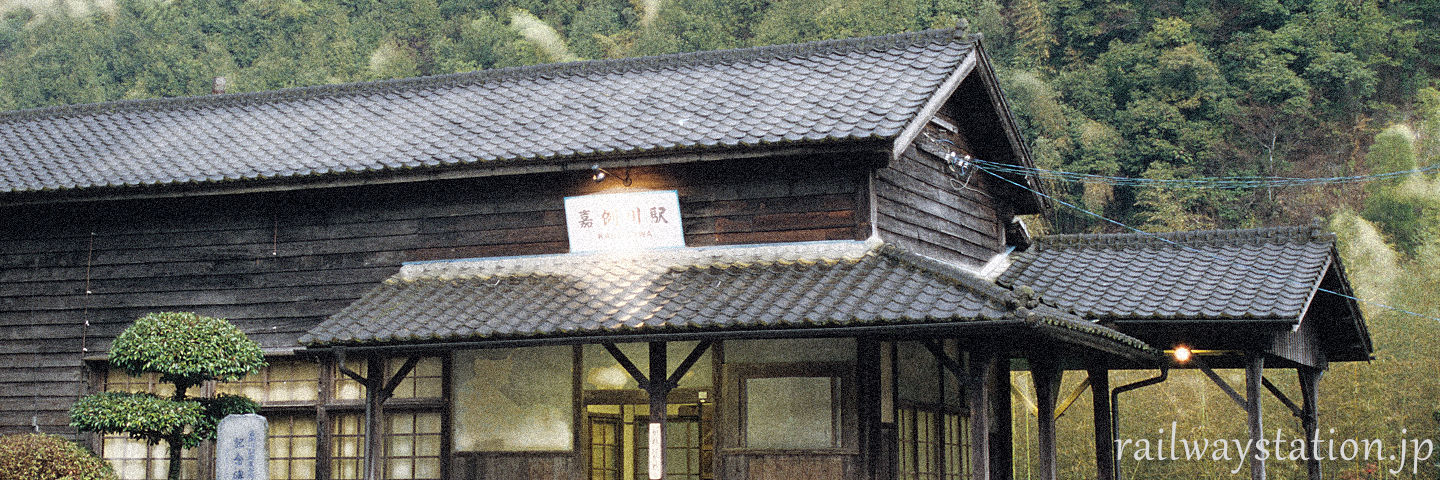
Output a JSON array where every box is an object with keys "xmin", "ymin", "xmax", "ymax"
[
  {"xmin": 1172, "ymin": 345, "xmax": 1193, "ymax": 364},
  {"xmin": 590, "ymin": 164, "xmax": 631, "ymax": 186}
]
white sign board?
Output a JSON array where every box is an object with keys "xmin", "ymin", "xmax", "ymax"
[
  {"xmin": 565, "ymin": 190, "xmax": 684, "ymax": 252},
  {"xmin": 648, "ymin": 422, "xmax": 664, "ymax": 480}
]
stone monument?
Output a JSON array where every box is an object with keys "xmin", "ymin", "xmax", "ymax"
[{"xmin": 216, "ymin": 413, "xmax": 268, "ymax": 480}]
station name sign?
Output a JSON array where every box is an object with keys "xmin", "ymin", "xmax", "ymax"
[{"xmin": 564, "ymin": 190, "xmax": 685, "ymax": 252}]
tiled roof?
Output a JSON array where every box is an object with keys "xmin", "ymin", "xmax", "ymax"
[
  {"xmin": 998, "ymin": 225, "xmax": 1339, "ymax": 322},
  {"xmin": 299, "ymin": 239, "xmax": 1153, "ymax": 357},
  {"xmin": 0, "ymin": 28, "xmax": 977, "ymax": 195}
]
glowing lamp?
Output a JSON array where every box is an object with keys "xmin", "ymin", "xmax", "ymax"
[{"xmin": 1172, "ymin": 345, "xmax": 1192, "ymax": 364}]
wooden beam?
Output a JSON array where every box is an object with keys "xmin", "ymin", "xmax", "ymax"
[
  {"xmin": 1260, "ymin": 376, "xmax": 1303, "ymax": 418},
  {"xmin": 922, "ymin": 339, "xmax": 966, "ymax": 379},
  {"xmin": 1299, "ymin": 368, "xmax": 1324, "ymax": 480},
  {"xmin": 1054, "ymin": 376, "xmax": 1092, "ymax": 420},
  {"xmin": 1011, "ymin": 378, "xmax": 1039, "ymax": 417},
  {"xmin": 1031, "ymin": 358, "xmax": 1062, "ymax": 480},
  {"xmin": 1246, "ymin": 355, "xmax": 1266, "ymax": 480},
  {"xmin": 647, "ymin": 341, "xmax": 668, "ymax": 480},
  {"xmin": 603, "ymin": 343, "xmax": 650, "ymax": 389},
  {"xmin": 967, "ymin": 352, "xmax": 993, "ymax": 480},
  {"xmin": 1196, "ymin": 361, "xmax": 1248, "ymax": 409},
  {"xmin": 380, "ymin": 356, "xmax": 421, "ymax": 400},
  {"xmin": 665, "ymin": 340, "xmax": 712, "ymax": 387},
  {"xmin": 366, "ymin": 356, "xmax": 385, "ymax": 480},
  {"xmin": 989, "ymin": 357, "xmax": 1012, "ymax": 480},
  {"xmin": 1090, "ymin": 370, "xmax": 1115, "ymax": 480}
]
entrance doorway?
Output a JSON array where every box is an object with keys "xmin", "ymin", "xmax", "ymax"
[{"xmin": 585, "ymin": 395, "xmax": 714, "ymax": 480}]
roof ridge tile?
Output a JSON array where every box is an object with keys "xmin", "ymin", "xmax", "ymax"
[
  {"xmin": 0, "ymin": 27, "xmax": 966, "ymax": 125},
  {"xmin": 1032, "ymin": 223, "xmax": 1333, "ymax": 250}
]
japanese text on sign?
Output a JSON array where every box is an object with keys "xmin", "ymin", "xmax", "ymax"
[{"xmin": 565, "ymin": 190, "xmax": 685, "ymax": 252}]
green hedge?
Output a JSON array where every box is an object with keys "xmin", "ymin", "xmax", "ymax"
[{"xmin": 0, "ymin": 433, "xmax": 117, "ymax": 480}]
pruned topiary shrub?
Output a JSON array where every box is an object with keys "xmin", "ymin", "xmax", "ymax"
[
  {"xmin": 0, "ymin": 433, "xmax": 117, "ymax": 480},
  {"xmin": 70, "ymin": 312, "xmax": 265, "ymax": 480}
]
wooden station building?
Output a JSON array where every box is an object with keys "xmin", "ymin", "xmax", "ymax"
[{"xmin": 0, "ymin": 26, "xmax": 1369, "ymax": 480}]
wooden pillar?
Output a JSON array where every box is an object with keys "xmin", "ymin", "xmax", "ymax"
[
  {"xmin": 647, "ymin": 341, "xmax": 668, "ymax": 480},
  {"xmin": 988, "ymin": 356, "xmax": 1012, "ymax": 480},
  {"xmin": 857, "ymin": 338, "xmax": 880, "ymax": 480},
  {"xmin": 1089, "ymin": 369, "xmax": 1115, "ymax": 480},
  {"xmin": 366, "ymin": 356, "xmax": 386, "ymax": 480},
  {"xmin": 1030, "ymin": 359, "xmax": 1062, "ymax": 480},
  {"xmin": 968, "ymin": 353, "xmax": 994, "ymax": 480},
  {"xmin": 1299, "ymin": 368, "xmax": 1323, "ymax": 480},
  {"xmin": 1246, "ymin": 355, "xmax": 1266, "ymax": 480}
]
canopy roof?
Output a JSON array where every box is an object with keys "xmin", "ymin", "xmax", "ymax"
[
  {"xmin": 999, "ymin": 225, "xmax": 1371, "ymax": 361},
  {"xmin": 300, "ymin": 239, "xmax": 1154, "ymax": 363}
]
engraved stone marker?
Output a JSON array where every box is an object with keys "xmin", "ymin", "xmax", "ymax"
[{"xmin": 216, "ymin": 414, "xmax": 268, "ymax": 480}]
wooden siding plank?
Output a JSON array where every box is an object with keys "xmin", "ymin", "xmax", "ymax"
[{"xmin": 0, "ymin": 157, "xmax": 873, "ymax": 440}]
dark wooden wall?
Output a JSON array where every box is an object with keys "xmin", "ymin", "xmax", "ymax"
[
  {"xmin": 452, "ymin": 452, "xmax": 575, "ymax": 480},
  {"xmin": 0, "ymin": 154, "xmax": 872, "ymax": 436},
  {"xmin": 874, "ymin": 120, "xmax": 1008, "ymax": 269}
]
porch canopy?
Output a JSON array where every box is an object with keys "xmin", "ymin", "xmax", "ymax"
[
  {"xmin": 299, "ymin": 238, "xmax": 1154, "ymax": 365},
  {"xmin": 998, "ymin": 224, "xmax": 1371, "ymax": 369}
]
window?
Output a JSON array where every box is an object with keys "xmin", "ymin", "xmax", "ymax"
[
  {"xmin": 727, "ymin": 339, "xmax": 855, "ymax": 452},
  {"xmin": 97, "ymin": 355, "xmax": 443, "ymax": 480},
  {"xmin": 634, "ymin": 413, "xmax": 704, "ymax": 480},
  {"xmin": 584, "ymin": 403, "xmax": 710, "ymax": 480},
  {"xmin": 588, "ymin": 415, "xmax": 623, "ymax": 480},
  {"xmin": 216, "ymin": 360, "xmax": 319, "ymax": 404},
  {"xmin": 743, "ymin": 376, "xmax": 841, "ymax": 449},
  {"xmin": 385, "ymin": 412, "xmax": 444, "ymax": 480},
  {"xmin": 894, "ymin": 341, "xmax": 970, "ymax": 480},
  {"xmin": 99, "ymin": 370, "xmax": 198, "ymax": 480},
  {"xmin": 330, "ymin": 414, "xmax": 365, "ymax": 480},
  {"xmin": 452, "ymin": 347, "xmax": 573, "ymax": 452},
  {"xmin": 268, "ymin": 415, "xmax": 318, "ymax": 480}
]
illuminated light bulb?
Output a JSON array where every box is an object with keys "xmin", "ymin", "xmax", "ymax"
[{"xmin": 1172, "ymin": 345, "xmax": 1192, "ymax": 363}]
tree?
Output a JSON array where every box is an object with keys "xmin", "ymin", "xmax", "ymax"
[{"xmin": 70, "ymin": 312, "xmax": 265, "ymax": 480}]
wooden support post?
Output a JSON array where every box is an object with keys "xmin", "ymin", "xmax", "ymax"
[
  {"xmin": 1030, "ymin": 359, "xmax": 1062, "ymax": 480},
  {"xmin": 989, "ymin": 357, "xmax": 1012, "ymax": 480},
  {"xmin": 1246, "ymin": 355, "xmax": 1266, "ymax": 480},
  {"xmin": 366, "ymin": 356, "xmax": 385, "ymax": 480},
  {"xmin": 1090, "ymin": 369, "xmax": 1115, "ymax": 480},
  {"xmin": 648, "ymin": 341, "xmax": 668, "ymax": 480},
  {"xmin": 601, "ymin": 340, "xmax": 710, "ymax": 480},
  {"xmin": 1299, "ymin": 368, "xmax": 1323, "ymax": 480},
  {"xmin": 968, "ymin": 353, "xmax": 993, "ymax": 480},
  {"xmin": 857, "ymin": 338, "xmax": 880, "ymax": 480}
]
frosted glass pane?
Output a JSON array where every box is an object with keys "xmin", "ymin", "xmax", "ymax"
[
  {"xmin": 453, "ymin": 347, "xmax": 573, "ymax": 451},
  {"xmin": 745, "ymin": 377, "xmax": 836, "ymax": 449}
]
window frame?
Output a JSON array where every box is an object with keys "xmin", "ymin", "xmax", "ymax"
[{"xmin": 727, "ymin": 361, "xmax": 857, "ymax": 453}]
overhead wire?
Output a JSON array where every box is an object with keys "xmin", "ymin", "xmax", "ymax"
[
  {"xmin": 957, "ymin": 157, "xmax": 1440, "ymax": 323},
  {"xmin": 928, "ymin": 138, "xmax": 1440, "ymax": 189}
]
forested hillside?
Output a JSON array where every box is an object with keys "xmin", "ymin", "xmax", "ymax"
[{"xmin": 2, "ymin": 0, "xmax": 1438, "ymax": 477}]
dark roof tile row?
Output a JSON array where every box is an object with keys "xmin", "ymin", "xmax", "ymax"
[
  {"xmin": 0, "ymin": 29, "xmax": 976, "ymax": 195},
  {"xmin": 300, "ymin": 239, "xmax": 1150, "ymax": 354},
  {"xmin": 998, "ymin": 225, "xmax": 1336, "ymax": 322}
]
